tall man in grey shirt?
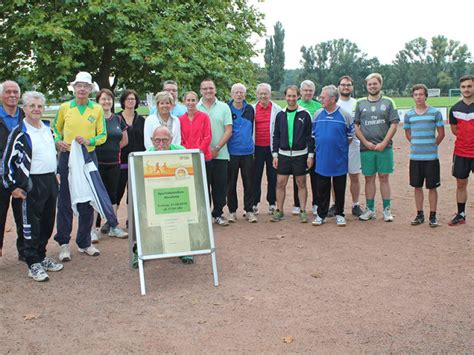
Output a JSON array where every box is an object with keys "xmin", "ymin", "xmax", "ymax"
[{"xmin": 354, "ymin": 73, "xmax": 400, "ymax": 222}]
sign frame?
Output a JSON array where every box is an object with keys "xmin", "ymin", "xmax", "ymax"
[{"xmin": 127, "ymin": 149, "xmax": 218, "ymax": 295}]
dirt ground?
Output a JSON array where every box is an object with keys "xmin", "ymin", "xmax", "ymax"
[{"xmin": 0, "ymin": 128, "xmax": 473, "ymax": 353}]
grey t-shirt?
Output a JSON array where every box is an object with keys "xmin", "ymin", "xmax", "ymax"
[{"xmin": 354, "ymin": 96, "xmax": 400, "ymax": 151}]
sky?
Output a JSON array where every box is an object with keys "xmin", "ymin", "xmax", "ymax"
[{"xmin": 251, "ymin": 0, "xmax": 474, "ymax": 69}]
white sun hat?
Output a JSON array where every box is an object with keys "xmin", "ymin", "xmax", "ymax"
[{"xmin": 69, "ymin": 71, "xmax": 99, "ymax": 91}]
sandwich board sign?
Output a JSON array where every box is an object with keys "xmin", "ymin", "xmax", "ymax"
[{"xmin": 128, "ymin": 149, "xmax": 218, "ymax": 295}]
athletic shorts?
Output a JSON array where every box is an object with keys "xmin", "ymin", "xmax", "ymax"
[
  {"xmin": 409, "ymin": 160, "xmax": 440, "ymax": 189},
  {"xmin": 452, "ymin": 155, "xmax": 474, "ymax": 179},
  {"xmin": 348, "ymin": 143, "xmax": 361, "ymax": 174},
  {"xmin": 277, "ymin": 154, "xmax": 308, "ymax": 176},
  {"xmin": 360, "ymin": 147, "xmax": 394, "ymax": 176}
]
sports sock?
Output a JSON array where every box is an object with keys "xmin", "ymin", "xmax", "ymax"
[
  {"xmin": 367, "ymin": 199, "xmax": 375, "ymax": 211},
  {"xmin": 383, "ymin": 199, "xmax": 391, "ymax": 209},
  {"xmin": 417, "ymin": 210, "xmax": 424, "ymax": 216},
  {"xmin": 457, "ymin": 203, "xmax": 466, "ymax": 215},
  {"xmin": 429, "ymin": 211, "xmax": 436, "ymax": 219}
]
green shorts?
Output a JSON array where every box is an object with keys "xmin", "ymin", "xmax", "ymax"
[{"xmin": 361, "ymin": 147, "xmax": 394, "ymax": 176}]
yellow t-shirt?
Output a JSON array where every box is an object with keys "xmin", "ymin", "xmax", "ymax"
[{"xmin": 53, "ymin": 99, "xmax": 107, "ymax": 152}]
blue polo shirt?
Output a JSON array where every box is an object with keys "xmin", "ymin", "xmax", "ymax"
[{"xmin": 0, "ymin": 106, "xmax": 21, "ymax": 132}]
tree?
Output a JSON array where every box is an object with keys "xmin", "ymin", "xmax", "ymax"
[
  {"xmin": 264, "ymin": 21, "xmax": 285, "ymax": 91},
  {"xmin": 0, "ymin": 1, "xmax": 264, "ymax": 97},
  {"xmin": 392, "ymin": 36, "xmax": 472, "ymax": 94},
  {"xmin": 299, "ymin": 39, "xmax": 379, "ymax": 96}
]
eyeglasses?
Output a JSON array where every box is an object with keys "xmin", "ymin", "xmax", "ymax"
[
  {"xmin": 75, "ymin": 83, "xmax": 92, "ymax": 89},
  {"xmin": 126, "ymin": 98, "xmax": 136, "ymax": 101},
  {"xmin": 339, "ymin": 84, "xmax": 353, "ymax": 87},
  {"xmin": 152, "ymin": 138, "xmax": 170, "ymax": 144}
]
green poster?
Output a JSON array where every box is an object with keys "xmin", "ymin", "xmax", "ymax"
[{"xmin": 153, "ymin": 187, "xmax": 191, "ymax": 214}]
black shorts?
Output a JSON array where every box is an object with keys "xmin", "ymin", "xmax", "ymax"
[
  {"xmin": 409, "ymin": 160, "xmax": 440, "ymax": 189},
  {"xmin": 452, "ymin": 155, "xmax": 474, "ymax": 179},
  {"xmin": 277, "ymin": 154, "xmax": 308, "ymax": 176}
]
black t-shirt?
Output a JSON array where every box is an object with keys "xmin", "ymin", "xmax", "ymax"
[
  {"xmin": 118, "ymin": 111, "xmax": 146, "ymax": 166},
  {"xmin": 96, "ymin": 114, "xmax": 127, "ymax": 164}
]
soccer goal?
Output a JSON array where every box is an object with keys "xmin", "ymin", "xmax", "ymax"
[{"xmin": 449, "ymin": 89, "xmax": 461, "ymax": 97}]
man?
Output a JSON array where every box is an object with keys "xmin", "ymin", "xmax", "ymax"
[
  {"xmin": 333, "ymin": 75, "xmax": 364, "ymax": 217},
  {"xmin": 53, "ymin": 72, "xmax": 113, "ymax": 261},
  {"xmin": 197, "ymin": 79, "xmax": 232, "ymax": 226},
  {"xmin": 355, "ymin": 73, "xmax": 400, "ymax": 222},
  {"xmin": 448, "ymin": 74, "xmax": 474, "ymax": 226},
  {"xmin": 404, "ymin": 84, "xmax": 445, "ymax": 227},
  {"xmin": 226, "ymin": 83, "xmax": 257, "ymax": 223},
  {"xmin": 253, "ymin": 83, "xmax": 281, "ymax": 215},
  {"xmin": 272, "ymin": 85, "xmax": 314, "ymax": 223},
  {"xmin": 312, "ymin": 85, "xmax": 354, "ymax": 226},
  {"xmin": 150, "ymin": 80, "xmax": 187, "ymax": 117},
  {"xmin": 0, "ymin": 80, "xmax": 24, "ymax": 259},
  {"xmin": 146, "ymin": 125, "xmax": 193, "ymax": 264},
  {"xmin": 3, "ymin": 91, "xmax": 63, "ymax": 281},
  {"xmin": 293, "ymin": 80, "xmax": 322, "ymax": 216}
]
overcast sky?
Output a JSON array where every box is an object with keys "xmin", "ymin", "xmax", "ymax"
[{"xmin": 251, "ymin": 0, "xmax": 474, "ymax": 69}]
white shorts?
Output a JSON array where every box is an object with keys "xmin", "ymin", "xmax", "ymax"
[{"xmin": 348, "ymin": 139, "xmax": 361, "ymax": 174}]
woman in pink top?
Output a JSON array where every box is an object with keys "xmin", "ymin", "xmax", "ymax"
[{"xmin": 179, "ymin": 91, "xmax": 212, "ymax": 161}]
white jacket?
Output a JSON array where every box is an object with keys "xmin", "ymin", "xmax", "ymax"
[{"xmin": 143, "ymin": 113, "xmax": 181, "ymax": 149}]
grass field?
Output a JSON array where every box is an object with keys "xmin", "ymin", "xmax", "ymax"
[{"xmin": 274, "ymin": 96, "xmax": 459, "ymax": 109}]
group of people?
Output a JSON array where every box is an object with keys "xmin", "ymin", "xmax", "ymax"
[{"xmin": 0, "ymin": 71, "xmax": 473, "ymax": 282}]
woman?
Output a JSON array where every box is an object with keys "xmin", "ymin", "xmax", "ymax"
[
  {"xmin": 93, "ymin": 88, "xmax": 128, "ymax": 241},
  {"xmin": 116, "ymin": 90, "xmax": 146, "ymax": 222},
  {"xmin": 143, "ymin": 91, "xmax": 181, "ymax": 149},
  {"xmin": 179, "ymin": 91, "xmax": 212, "ymax": 161},
  {"xmin": 2, "ymin": 91, "xmax": 62, "ymax": 281}
]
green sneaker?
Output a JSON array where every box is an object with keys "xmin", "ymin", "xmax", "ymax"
[
  {"xmin": 299, "ymin": 211, "xmax": 308, "ymax": 223},
  {"xmin": 132, "ymin": 251, "xmax": 139, "ymax": 269},
  {"xmin": 271, "ymin": 210, "xmax": 284, "ymax": 222}
]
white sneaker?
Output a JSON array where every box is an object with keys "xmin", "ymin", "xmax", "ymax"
[
  {"xmin": 383, "ymin": 207, "xmax": 394, "ymax": 222},
  {"xmin": 91, "ymin": 229, "xmax": 99, "ymax": 244},
  {"xmin": 58, "ymin": 244, "xmax": 71, "ymax": 262},
  {"xmin": 359, "ymin": 209, "xmax": 376, "ymax": 221},
  {"xmin": 292, "ymin": 206, "xmax": 301, "ymax": 215},
  {"xmin": 336, "ymin": 215, "xmax": 346, "ymax": 227},
  {"xmin": 108, "ymin": 226, "xmax": 128, "ymax": 238},
  {"xmin": 41, "ymin": 256, "xmax": 64, "ymax": 272},
  {"xmin": 312, "ymin": 205, "xmax": 318, "ymax": 216},
  {"xmin": 214, "ymin": 216, "xmax": 229, "ymax": 226},
  {"xmin": 268, "ymin": 204, "xmax": 276, "ymax": 214},
  {"xmin": 252, "ymin": 205, "xmax": 259, "ymax": 215},
  {"xmin": 228, "ymin": 212, "xmax": 237, "ymax": 223},
  {"xmin": 28, "ymin": 263, "xmax": 49, "ymax": 282},
  {"xmin": 78, "ymin": 245, "xmax": 100, "ymax": 256},
  {"xmin": 246, "ymin": 212, "xmax": 258, "ymax": 223},
  {"xmin": 312, "ymin": 215, "xmax": 325, "ymax": 226}
]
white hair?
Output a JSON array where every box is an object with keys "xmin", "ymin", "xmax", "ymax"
[
  {"xmin": 22, "ymin": 91, "xmax": 46, "ymax": 106},
  {"xmin": 0, "ymin": 80, "xmax": 21, "ymax": 96},
  {"xmin": 256, "ymin": 83, "xmax": 271, "ymax": 93},
  {"xmin": 300, "ymin": 80, "xmax": 315, "ymax": 91},
  {"xmin": 231, "ymin": 83, "xmax": 247, "ymax": 94}
]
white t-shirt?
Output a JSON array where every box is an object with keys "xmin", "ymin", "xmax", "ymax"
[
  {"xmin": 337, "ymin": 97, "xmax": 360, "ymax": 148},
  {"xmin": 25, "ymin": 120, "xmax": 57, "ymax": 174},
  {"xmin": 143, "ymin": 113, "xmax": 181, "ymax": 149}
]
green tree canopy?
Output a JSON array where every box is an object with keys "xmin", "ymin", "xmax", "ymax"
[
  {"xmin": 299, "ymin": 39, "xmax": 379, "ymax": 96},
  {"xmin": 0, "ymin": 0, "xmax": 264, "ymax": 98}
]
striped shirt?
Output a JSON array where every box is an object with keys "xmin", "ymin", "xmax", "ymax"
[{"xmin": 404, "ymin": 107, "xmax": 443, "ymax": 160}]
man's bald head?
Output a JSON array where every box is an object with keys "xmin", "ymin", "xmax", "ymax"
[{"xmin": 151, "ymin": 126, "xmax": 172, "ymax": 150}]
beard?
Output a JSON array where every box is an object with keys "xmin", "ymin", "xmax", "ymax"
[{"xmin": 340, "ymin": 92, "xmax": 351, "ymax": 98}]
